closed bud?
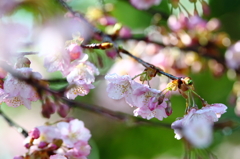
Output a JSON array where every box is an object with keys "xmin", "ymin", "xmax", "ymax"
[
  {"xmin": 29, "ymin": 128, "xmax": 40, "ymax": 139},
  {"xmin": 38, "ymin": 141, "xmax": 48, "ymax": 149}
]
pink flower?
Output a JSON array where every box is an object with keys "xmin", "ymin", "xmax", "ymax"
[
  {"xmin": 130, "ymin": 0, "xmax": 162, "ymax": 10},
  {"xmin": 67, "ymin": 43, "xmax": 86, "ymax": 61},
  {"xmin": 50, "ymin": 154, "xmax": 67, "ymax": 159},
  {"xmin": 66, "ymin": 61, "xmax": 99, "ymax": 84},
  {"xmin": 1, "ymin": 68, "xmax": 41, "ymax": 109},
  {"xmin": 133, "ymin": 97, "xmax": 168, "ymax": 120},
  {"xmin": 65, "ymin": 141, "xmax": 91, "ymax": 159},
  {"xmin": 57, "ymin": 119, "xmax": 91, "ymax": 148},
  {"xmin": 105, "ymin": 73, "xmax": 169, "ymax": 120},
  {"xmin": 99, "ymin": 16, "xmax": 117, "ymax": 26},
  {"xmin": 65, "ymin": 81, "xmax": 95, "ymax": 99},
  {"xmin": 183, "ymin": 119, "xmax": 212, "ymax": 148},
  {"xmin": 171, "ymin": 103, "xmax": 227, "ymax": 148},
  {"xmin": 38, "ymin": 27, "xmax": 71, "ymax": 73},
  {"xmin": 225, "ymin": 41, "xmax": 240, "ymax": 69},
  {"xmin": 33, "ymin": 125, "xmax": 58, "ymax": 144},
  {"xmin": 105, "ymin": 73, "xmax": 132, "ymax": 100}
]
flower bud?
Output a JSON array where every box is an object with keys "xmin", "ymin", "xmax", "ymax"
[
  {"xmin": 15, "ymin": 57, "xmax": 31, "ymax": 68},
  {"xmin": 67, "ymin": 44, "xmax": 83, "ymax": 61},
  {"xmin": 29, "ymin": 128, "xmax": 40, "ymax": 139},
  {"xmin": 57, "ymin": 103, "xmax": 69, "ymax": 118},
  {"xmin": 38, "ymin": 141, "xmax": 48, "ymax": 149}
]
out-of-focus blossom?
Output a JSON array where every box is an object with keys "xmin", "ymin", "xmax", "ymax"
[
  {"xmin": 130, "ymin": 0, "xmax": 162, "ymax": 10},
  {"xmin": 67, "ymin": 43, "xmax": 85, "ymax": 61},
  {"xmin": 66, "ymin": 61, "xmax": 99, "ymax": 84},
  {"xmin": 171, "ymin": 103, "xmax": 227, "ymax": 148},
  {"xmin": 183, "ymin": 119, "xmax": 212, "ymax": 148},
  {"xmin": 57, "ymin": 119, "xmax": 91, "ymax": 148},
  {"xmin": 119, "ymin": 27, "xmax": 132, "ymax": 38},
  {"xmin": 50, "ymin": 154, "xmax": 67, "ymax": 159},
  {"xmin": 65, "ymin": 81, "xmax": 95, "ymax": 99},
  {"xmin": 38, "ymin": 27, "xmax": 71, "ymax": 73},
  {"xmin": 20, "ymin": 119, "xmax": 91, "ymax": 158},
  {"xmin": 37, "ymin": 17, "xmax": 92, "ymax": 73},
  {"xmin": 225, "ymin": 41, "xmax": 240, "ymax": 69},
  {"xmin": 0, "ymin": 22, "xmax": 29, "ymax": 63},
  {"xmin": 0, "ymin": 67, "xmax": 41, "ymax": 109},
  {"xmin": 65, "ymin": 141, "xmax": 91, "ymax": 159},
  {"xmin": 168, "ymin": 14, "xmax": 188, "ymax": 31},
  {"xmin": 99, "ymin": 16, "xmax": 117, "ymax": 26},
  {"xmin": 0, "ymin": 67, "xmax": 7, "ymax": 79}
]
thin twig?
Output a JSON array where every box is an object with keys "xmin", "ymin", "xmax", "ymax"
[{"xmin": 0, "ymin": 108, "xmax": 28, "ymax": 138}]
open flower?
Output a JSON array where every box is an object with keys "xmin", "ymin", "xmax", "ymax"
[
  {"xmin": 171, "ymin": 103, "xmax": 227, "ymax": 148},
  {"xmin": 0, "ymin": 68, "xmax": 41, "ymax": 109}
]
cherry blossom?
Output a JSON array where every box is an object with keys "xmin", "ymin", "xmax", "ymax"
[
  {"xmin": 66, "ymin": 61, "xmax": 99, "ymax": 84},
  {"xmin": 67, "ymin": 43, "xmax": 86, "ymax": 61},
  {"xmin": 130, "ymin": 0, "xmax": 162, "ymax": 10},
  {"xmin": 50, "ymin": 154, "xmax": 67, "ymax": 159},
  {"xmin": 57, "ymin": 119, "xmax": 91, "ymax": 148},
  {"xmin": 105, "ymin": 73, "xmax": 132, "ymax": 100},
  {"xmin": 171, "ymin": 103, "xmax": 227, "ymax": 148},
  {"xmin": 65, "ymin": 81, "xmax": 95, "ymax": 99},
  {"xmin": 225, "ymin": 41, "xmax": 240, "ymax": 69},
  {"xmin": 20, "ymin": 119, "xmax": 91, "ymax": 159},
  {"xmin": 0, "ymin": 67, "xmax": 41, "ymax": 109},
  {"xmin": 106, "ymin": 73, "xmax": 169, "ymax": 120}
]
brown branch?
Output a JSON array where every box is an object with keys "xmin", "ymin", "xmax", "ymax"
[
  {"xmin": 0, "ymin": 108, "xmax": 28, "ymax": 138},
  {"xmin": 0, "ymin": 62, "xmax": 171, "ymax": 129}
]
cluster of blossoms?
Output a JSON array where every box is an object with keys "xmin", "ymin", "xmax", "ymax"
[
  {"xmin": 105, "ymin": 73, "xmax": 228, "ymax": 148},
  {"xmin": 14, "ymin": 119, "xmax": 91, "ymax": 159},
  {"xmin": 105, "ymin": 73, "xmax": 171, "ymax": 120},
  {"xmin": 39, "ymin": 34, "xmax": 99, "ymax": 100},
  {"xmin": 0, "ymin": 58, "xmax": 41, "ymax": 109}
]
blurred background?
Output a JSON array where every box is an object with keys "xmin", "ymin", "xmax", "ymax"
[{"xmin": 1, "ymin": 0, "xmax": 240, "ymax": 158}]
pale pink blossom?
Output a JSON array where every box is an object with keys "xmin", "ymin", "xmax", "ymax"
[
  {"xmin": 67, "ymin": 43, "xmax": 86, "ymax": 61},
  {"xmin": 0, "ymin": 22, "xmax": 29, "ymax": 63},
  {"xmin": 130, "ymin": 0, "xmax": 162, "ymax": 10},
  {"xmin": 105, "ymin": 73, "xmax": 132, "ymax": 100},
  {"xmin": 65, "ymin": 81, "xmax": 95, "ymax": 99},
  {"xmin": 225, "ymin": 41, "xmax": 240, "ymax": 69},
  {"xmin": 65, "ymin": 141, "xmax": 91, "ymax": 159},
  {"xmin": 57, "ymin": 119, "xmax": 91, "ymax": 148},
  {"xmin": 183, "ymin": 119, "xmax": 212, "ymax": 148},
  {"xmin": 50, "ymin": 154, "xmax": 67, "ymax": 159},
  {"xmin": 33, "ymin": 125, "xmax": 58, "ymax": 144},
  {"xmin": 66, "ymin": 61, "xmax": 99, "ymax": 84},
  {"xmin": 1, "ymin": 68, "xmax": 41, "ymax": 109},
  {"xmin": 172, "ymin": 104, "xmax": 227, "ymax": 148},
  {"xmin": 38, "ymin": 27, "xmax": 71, "ymax": 73}
]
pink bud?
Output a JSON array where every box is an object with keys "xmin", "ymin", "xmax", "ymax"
[
  {"xmin": 57, "ymin": 103, "xmax": 69, "ymax": 118},
  {"xmin": 38, "ymin": 141, "xmax": 48, "ymax": 149},
  {"xmin": 29, "ymin": 128, "xmax": 40, "ymax": 139},
  {"xmin": 13, "ymin": 156, "xmax": 24, "ymax": 159},
  {"xmin": 106, "ymin": 50, "xmax": 118, "ymax": 59},
  {"xmin": 67, "ymin": 44, "xmax": 82, "ymax": 61},
  {"xmin": 165, "ymin": 102, "xmax": 173, "ymax": 116},
  {"xmin": 99, "ymin": 16, "xmax": 117, "ymax": 26},
  {"xmin": 48, "ymin": 143, "xmax": 58, "ymax": 150},
  {"xmin": 119, "ymin": 27, "xmax": 132, "ymax": 38},
  {"xmin": 24, "ymin": 143, "xmax": 31, "ymax": 149}
]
